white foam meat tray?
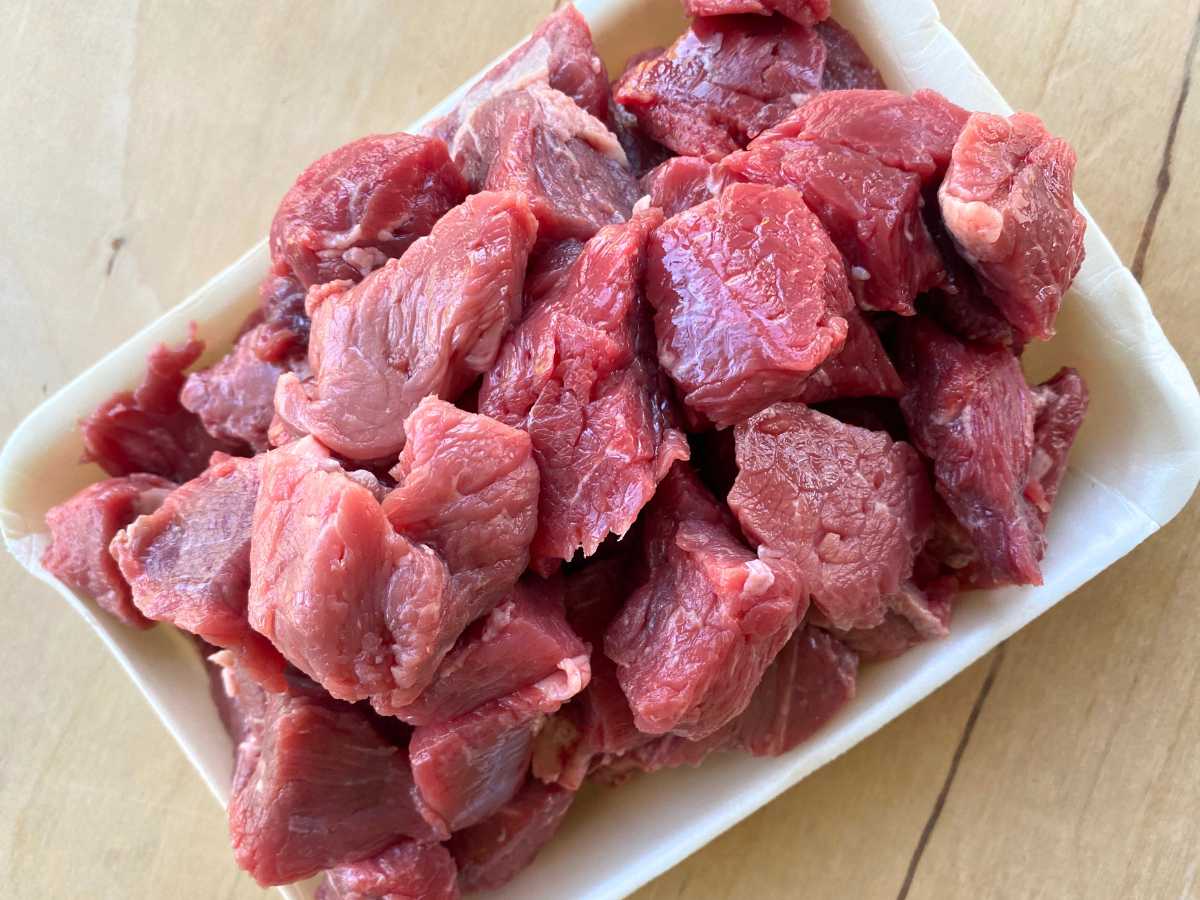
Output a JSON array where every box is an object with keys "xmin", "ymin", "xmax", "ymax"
[{"xmin": 4, "ymin": 1, "xmax": 1200, "ymax": 897}]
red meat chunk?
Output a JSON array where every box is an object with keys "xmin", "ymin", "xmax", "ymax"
[
  {"xmin": 450, "ymin": 83, "xmax": 638, "ymax": 241},
  {"xmin": 646, "ymin": 182, "xmax": 852, "ymax": 428},
  {"xmin": 820, "ymin": 577, "xmax": 955, "ymax": 661},
  {"xmin": 1027, "ymin": 367, "xmax": 1089, "ymax": 523},
  {"xmin": 111, "ymin": 453, "xmax": 287, "ymax": 691},
  {"xmin": 614, "ymin": 16, "xmax": 827, "ymax": 157},
  {"xmin": 816, "ymin": 18, "xmax": 886, "ymax": 91},
  {"xmin": 268, "ymin": 133, "xmax": 468, "ymax": 288},
  {"xmin": 253, "ymin": 274, "xmax": 310, "ymax": 361},
  {"xmin": 640, "ymin": 155, "xmax": 722, "ymax": 217},
  {"xmin": 939, "ymin": 111, "xmax": 1086, "ymax": 342},
  {"xmin": 449, "ymin": 780, "xmax": 575, "ymax": 893},
  {"xmin": 797, "ymin": 308, "xmax": 903, "ymax": 404},
  {"xmin": 274, "ymin": 191, "xmax": 538, "ymax": 460},
  {"xmin": 479, "ymin": 208, "xmax": 688, "ymax": 574},
  {"xmin": 387, "ymin": 579, "xmax": 588, "ymax": 727},
  {"xmin": 606, "ymin": 463, "xmax": 805, "ymax": 739},
  {"xmin": 316, "ymin": 841, "xmax": 460, "ymax": 900},
  {"xmin": 682, "ymin": 0, "xmax": 831, "ymax": 26},
  {"xmin": 410, "ymin": 663, "xmax": 588, "ymax": 832},
  {"xmin": 41, "ymin": 474, "xmax": 174, "ymax": 629},
  {"xmin": 228, "ymin": 672, "xmax": 443, "ymax": 886},
  {"xmin": 81, "ymin": 329, "xmax": 242, "ymax": 482},
  {"xmin": 729, "ymin": 403, "xmax": 933, "ymax": 631},
  {"xmin": 719, "ymin": 135, "xmax": 944, "ymax": 315}
]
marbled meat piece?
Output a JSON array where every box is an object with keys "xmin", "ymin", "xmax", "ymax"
[
  {"xmin": 316, "ymin": 841, "xmax": 460, "ymax": 900},
  {"xmin": 939, "ymin": 111, "xmax": 1086, "ymax": 342},
  {"xmin": 269, "ymin": 132, "xmax": 468, "ymax": 288},
  {"xmin": 81, "ymin": 329, "xmax": 242, "ymax": 482},
  {"xmin": 797, "ymin": 308, "xmax": 903, "ymax": 404},
  {"xmin": 248, "ymin": 436, "xmax": 454, "ymax": 709},
  {"xmin": 645, "ymin": 182, "xmax": 851, "ymax": 428},
  {"xmin": 640, "ymin": 155, "xmax": 722, "ymax": 217},
  {"xmin": 450, "ymin": 82, "xmax": 637, "ymax": 241},
  {"xmin": 41, "ymin": 474, "xmax": 174, "ymax": 629},
  {"xmin": 479, "ymin": 208, "xmax": 688, "ymax": 573},
  {"xmin": 816, "ymin": 18, "xmax": 886, "ymax": 91},
  {"xmin": 606, "ymin": 463, "xmax": 805, "ymax": 739},
  {"xmin": 719, "ymin": 134, "xmax": 944, "ymax": 315},
  {"xmin": 1027, "ymin": 367, "xmax": 1089, "ymax": 523},
  {"xmin": 819, "ymin": 577, "xmax": 955, "ymax": 661},
  {"xmin": 111, "ymin": 453, "xmax": 287, "ymax": 691},
  {"xmin": 274, "ymin": 191, "xmax": 537, "ymax": 460},
  {"xmin": 682, "ymin": 0, "xmax": 831, "ymax": 26},
  {"xmin": 228, "ymin": 671, "xmax": 443, "ymax": 886},
  {"xmin": 449, "ymin": 780, "xmax": 575, "ymax": 894},
  {"xmin": 728, "ymin": 403, "xmax": 933, "ymax": 631},
  {"xmin": 614, "ymin": 15, "xmax": 827, "ymax": 157}
]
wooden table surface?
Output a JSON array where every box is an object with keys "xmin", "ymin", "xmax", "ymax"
[{"xmin": 2, "ymin": 2, "xmax": 1198, "ymax": 898}]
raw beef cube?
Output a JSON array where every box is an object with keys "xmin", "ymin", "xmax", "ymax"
[
  {"xmin": 646, "ymin": 182, "xmax": 851, "ymax": 428},
  {"xmin": 480, "ymin": 208, "xmax": 688, "ymax": 573},
  {"xmin": 614, "ymin": 16, "xmax": 827, "ymax": 157},
  {"xmin": 939, "ymin": 111, "xmax": 1086, "ymax": 342},
  {"xmin": 379, "ymin": 397, "xmax": 540, "ymax": 674},
  {"xmin": 816, "ymin": 18, "xmax": 886, "ymax": 91},
  {"xmin": 449, "ymin": 780, "xmax": 575, "ymax": 893},
  {"xmin": 451, "ymin": 83, "xmax": 638, "ymax": 241},
  {"xmin": 387, "ymin": 579, "xmax": 588, "ymax": 726},
  {"xmin": 248, "ymin": 437, "xmax": 454, "ymax": 709},
  {"xmin": 524, "ymin": 239, "xmax": 585, "ymax": 306},
  {"xmin": 820, "ymin": 577, "xmax": 955, "ymax": 661},
  {"xmin": 592, "ymin": 725, "xmax": 736, "ymax": 783},
  {"xmin": 797, "ymin": 308, "xmax": 903, "ymax": 404},
  {"xmin": 896, "ymin": 318, "xmax": 1044, "ymax": 585},
  {"xmin": 181, "ymin": 321, "xmax": 308, "ymax": 452},
  {"xmin": 41, "ymin": 474, "xmax": 174, "ymax": 629},
  {"xmin": 606, "ymin": 463, "xmax": 805, "ymax": 739},
  {"xmin": 316, "ymin": 841, "xmax": 460, "ymax": 900},
  {"xmin": 1027, "ymin": 367, "xmax": 1089, "ymax": 523},
  {"xmin": 81, "ymin": 328, "xmax": 242, "ymax": 482},
  {"xmin": 274, "ymin": 191, "xmax": 538, "ymax": 461},
  {"xmin": 719, "ymin": 135, "xmax": 944, "ymax": 314},
  {"xmin": 228, "ymin": 672, "xmax": 443, "ymax": 886},
  {"xmin": 269, "ymin": 133, "xmax": 468, "ymax": 288},
  {"xmin": 111, "ymin": 453, "xmax": 287, "ymax": 691},
  {"xmin": 729, "ymin": 403, "xmax": 933, "ymax": 631},
  {"xmin": 426, "ymin": 4, "xmax": 610, "ymax": 144},
  {"xmin": 761, "ymin": 89, "xmax": 969, "ymax": 182},
  {"xmin": 640, "ymin": 155, "xmax": 722, "ymax": 217},
  {"xmin": 253, "ymin": 274, "xmax": 310, "ymax": 361},
  {"xmin": 682, "ymin": 0, "xmax": 831, "ymax": 26},
  {"xmin": 609, "ymin": 47, "xmax": 674, "ymax": 178},
  {"xmin": 410, "ymin": 664, "xmax": 588, "ymax": 832}
]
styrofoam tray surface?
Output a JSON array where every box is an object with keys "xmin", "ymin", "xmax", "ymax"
[{"xmin": 3, "ymin": 1, "xmax": 1199, "ymax": 898}]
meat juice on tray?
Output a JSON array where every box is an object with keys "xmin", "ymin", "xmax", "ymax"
[{"xmin": 38, "ymin": 3, "xmax": 1092, "ymax": 896}]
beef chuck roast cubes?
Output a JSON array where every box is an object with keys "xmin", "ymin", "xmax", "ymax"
[
  {"xmin": 316, "ymin": 840, "xmax": 460, "ymax": 900},
  {"xmin": 273, "ymin": 191, "xmax": 538, "ymax": 461}
]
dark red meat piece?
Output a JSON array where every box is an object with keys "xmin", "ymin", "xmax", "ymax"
[
  {"xmin": 81, "ymin": 329, "xmax": 242, "ymax": 482},
  {"xmin": 939, "ymin": 111, "xmax": 1086, "ymax": 342},
  {"xmin": 449, "ymin": 780, "xmax": 575, "ymax": 893},
  {"xmin": 640, "ymin": 155, "xmax": 722, "ymax": 217},
  {"xmin": 524, "ymin": 239, "xmax": 585, "ymax": 307},
  {"xmin": 797, "ymin": 308, "xmax": 903, "ymax": 404},
  {"xmin": 1027, "ymin": 367, "xmax": 1089, "ymax": 523},
  {"xmin": 820, "ymin": 577, "xmax": 955, "ymax": 661},
  {"xmin": 614, "ymin": 15, "xmax": 827, "ymax": 157},
  {"xmin": 606, "ymin": 463, "xmax": 805, "ymax": 739},
  {"xmin": 816, "ymin": 18, "xmax": 886, "ymax": 91},
  {"xmin": 111, "ymin": 453, "xmax": 287, "ymax": 691},
  {"xmin": 316, "ymin": 841, "xmax": 460, "ymax": 900},
  {"xmin": 268, "ymin": 133, "xmax": 468, "ymax": 288},
  {"xmin": 646, "ymin": 182, "xmax": 852, "ymax": 428},
  {"xmin": 682, "ymin": 0, "xmax": 831, "ymax": 26},
  {"xmin": 41, "ymin": 474, "xmax": 174, "ymax": 629},
  {"xmin": 274, "ymin": 191, "xmax": 537, "ymax": 460},
  {"xmin": 253, "ymin": 274, "xmax": 310, "ymax": 361},
  {"xmin": 729, "ymin": 403, "xmax": 933, "ymax": 631},
  {"xmin": 480, "ymin": 208, "xmax": 688, "ymax": 573}
]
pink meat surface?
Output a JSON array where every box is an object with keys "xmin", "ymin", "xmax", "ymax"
[
  {"xmin": 449, "ymin": 780, "xmax": 575, "ymax": 893},
  {"xmin": 479, "ymin": 208, "xmax": 688, "ymax": 573},
  {"xmin": 274, "ymin": 191, "xmax": 537, "ymax": 460},
  {"xmin": 719, "ymin": 135, "xmax": 944, "ymax": 315},
  {"xmin": 316, "ymin": 841, "xmax": 460, "ymax": 900},
  {"xmin": 729, "ymin": 403, "xmax": 933, "ymax": 631},
  {"xmin": 640, "ymin": 155, "xmax": 722, "ymax": 217},
  {"xmin": 797, "ymin": 308, "xmax": 903, "ymax": 404},
  {"xmin": 42, "ymin": 474, "xmax": 174, "ymax": 629},
  {"xmin": 111, "ymin": 453, "xmax": 287, "ymax": 691},
  {"xmin": 939, "ymin": 111, "xmax": 1086, "ymax": 342},
  {"xmin": 450, "ymin": 83, "xmax": 637, "ymax": 241},
  {"xmin": 606, "ymin": 463, "xmax": 805, "ymax": 739},
  {"xmin": 816, "ymin": 18, "xmax": 886, "ymax": 90},
  {"xmin": 614, "ymin": 15, "xmax": 826, "ymax": 157},
  {"xmin": 81, "ymin": 329, "xmax": 242, "ymax": 482},
  {"xmin": 820, "ymin": 577, "xmax": 955, "ymax": 661},
  {"xmin": 268, "ymin": 132, "xmax": 468, "ymax": 288},
  {"xmin": 646, "ymin": 182, "xmax": 852, "ymax": 428},
  {"xmin": 682, "ymin": 0, "xmax": 831, "ymax": 26}
]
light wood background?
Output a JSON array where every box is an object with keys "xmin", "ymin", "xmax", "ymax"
[{"xmin": 2, "ymin": 2, "xmax": 1198, "ymax": 898}]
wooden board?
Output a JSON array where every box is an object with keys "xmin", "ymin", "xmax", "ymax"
[{"xmin": 1, "ymin": 2, "xmax": 1197, "ymax": 898}]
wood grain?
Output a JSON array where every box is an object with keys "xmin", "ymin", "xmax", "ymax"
[{"xmin": 1, "ymin": 2, "xmax": 1197, "ymax": 899}]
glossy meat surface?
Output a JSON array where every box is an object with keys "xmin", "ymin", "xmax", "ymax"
[
  {"xmin": 797, "ymin": 308, "xmax": 903, "ymax": 404},
  {"xmin": 316, "ymin": 841, "xmax": 460, "ymax": 900},
  {"xmin": 640, "ymin": 155, "xmax": 721, "ymax": 217}
]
